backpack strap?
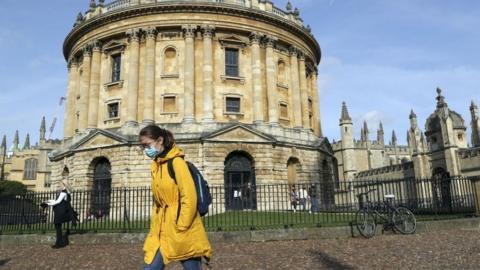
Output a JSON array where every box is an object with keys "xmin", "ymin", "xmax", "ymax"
[
  {"xmin": 167, "ymin": 157, "xmax": 183, "ymax": 224},
  {"xmin": 167, "ymin": 157, "xmax": 177, "ymax": 184}
]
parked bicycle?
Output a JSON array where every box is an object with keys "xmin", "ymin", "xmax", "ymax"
[{"xmin": 355, "ymin": 189, "xmax": 416, "ymax": 238}]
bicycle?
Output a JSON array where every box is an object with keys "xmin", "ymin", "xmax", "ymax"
[{"xmin": 355, "ymin": 189, "xmax": 416, "ymax": 238}]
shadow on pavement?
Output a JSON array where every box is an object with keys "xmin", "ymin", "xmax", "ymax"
[
  {"xmin": 309, "ymin": 250, "xmax": 355, "ymax": 270},
  {"xmin": 0, "ymin": 258, "xmax": 11, "ymax": 267}
]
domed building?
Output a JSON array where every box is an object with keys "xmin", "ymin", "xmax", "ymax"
[{"xmin": 49, "ymin": 0, "xmax": 335, "ymax": 205}]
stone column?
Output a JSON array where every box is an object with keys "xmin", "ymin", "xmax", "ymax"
[
  {"xmin": 202, "ymin": 25, "xmax": 215, "ymax": 122},
  {"xmin": 64, "ymin": 59, "xmax": 78, "ymax": 138},
  {"xmin": 88, "ymin": 40, "xmax": 102, "ymax": 128},
  {"xmin": 265, "ymin": 35, "xmax": 278, "ymax": 125},
  {"xmin": 126, "ymin": 28, "xmax": 141, "ymax": 126},
  {"xmin": 143, "ymin": 27, "xmax": 157, "ymax": 124},
  {"xmin": 78, "ymin": 45, "xmax": 92, "ymax": 131},
  {"xmin": 289, "ymin": 47, "xmax": 302, "ymax": 128},
  {"xmin": 182, "ymin": 25, "xmax": 196, "ymax": 123},
  {"xmin": 250, "ymin": 32, "xmax": 264, "ymax": 124},
  {"xmin": 311, "ymin": 71, "xmax": 322, "ymax": 137},
  {"xmin": 298, "ymin": 52, "xmax": 310, "ymax": 130}
]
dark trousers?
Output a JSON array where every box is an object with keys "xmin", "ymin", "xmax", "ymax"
[
  {"xmin": 54, "ymin": 223, "xmax": 70, "ymax": 246},
  {"xmin": 54, "ymin": 223, "xmax": 63, "ymax": 246}
]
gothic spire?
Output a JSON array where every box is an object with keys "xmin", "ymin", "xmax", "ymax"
[
  {"xmin": 13, "ymin": 130, "xmax": 19, "ymax": 151},
  {"xmin": 471, "ymin": 100, "xmax": 478, "ymax": 111},
  {"xmin": 470, "ymin": 100, "xmax": 480, "ymax": 147},
  {"xmin": 391, "ymin": 130, "xmax": 397, "ymax": 145},
  {"xmin": 409, "ymin": 109, "xmax": 417, "ymax": 119},
  {"xmin": 23, "ymin": 134, "xmax": 30, "ymax": 150},
  {"xmin": 363, "ymin": 121, "xmax": 369, "ymax": 142},
  {"xmin": 363, "ymin": 121, "xmax": 369, "ymax": 134},
  {"xmin": 1, "ymin": 135, "xmax": 6, "ymax": 149},
  {"xmin": 377, "ymin": 122, "xmax": 384, "ymax": 145},
  {"xmin": 340, "ymin": 102, "xmax": 351, "ymax": 121},
  {"xmin": 40, "ymin": 116, "xmax": 46, "ymax": 141}
]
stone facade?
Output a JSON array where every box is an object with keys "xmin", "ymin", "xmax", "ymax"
[
  {"xmin": 0, "ymin": 118, "xmax": 61, "ymax": 191},
  {"xmin": 335, "ymin": 88, "xmax": 480, "ymax": 182},
  {"xmin": 333, "ymin": 102, "xmax": 411, "ymax": 181},
  {"xmin": 47, "ymin": 0, "xmax": 334, "ymax": 195}
]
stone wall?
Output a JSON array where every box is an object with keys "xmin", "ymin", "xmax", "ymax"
[{"xmin": 458, "ymin": 147, "xmax": 480, "ymax": 177}]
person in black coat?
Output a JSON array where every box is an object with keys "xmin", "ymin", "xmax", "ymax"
[{"xmin": 45, "ymin": 181, "xmax": 74, "ymax": 249}]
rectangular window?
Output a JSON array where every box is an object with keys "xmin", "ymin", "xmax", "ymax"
[
  {"xmin": 308, "ymin": 98, "xmax": 313, "ymax": 113},
  {"xmin": 107, "ymin": 103, "xmax": 119, "ymax": 118},
  {"xmin": 23, "ymin": 159, "xmax": 38, "ymax": 180},
  {"xmin": 111, "ymin": 54, "xmax": 121, "ymax": 82},
  {"xmin": 226, "ymin": 97, "xmax": 241, "ymax": 113},
  {"xmin": 225, "ymin": 48, "xmax": 239, "ymax": 77},
  {"xmin": 163, "ymin": 96, "xmax": 176, "ymax": 113},
  {"xmin": 280, "ymin": 103, "xmax": 288, "ymax": 119}
]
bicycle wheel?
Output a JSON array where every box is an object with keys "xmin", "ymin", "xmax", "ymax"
[
  {"xmin": 355, "ymin": 208, "xmax": 376, "ymax": 238},
  {"xmin": 392, "ymin": 206, "xmax": 416, "ymax": 234}
]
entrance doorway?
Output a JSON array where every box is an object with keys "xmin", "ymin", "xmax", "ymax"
[
  {"xmin": 91, "ymin": 158, "xmax": 112, "ymax": 218},
  {"xmin": 224, "ymin": 152, "xmax": 256, "ymax": 210}
]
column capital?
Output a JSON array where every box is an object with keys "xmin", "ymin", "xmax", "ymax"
[
  {"xmin": 249, "ymin": 31, "xmax": 263, "ymax": 45},
  {"xmin": 82, "ymin": 44, "xmax": 92, "ymax": 57},
  {"xmin": 182, "ymin": 25, "xmax": 197, "ymax": 39},
  {"xmin": 264, "ymin": 35, "xmax": 277, "ymax": 48},
  {"xmin": 201, "ymin": 25, "xmax": 215, "ymax": 39},
  {"xmin": 289, "ymin": 46, "xmax": 298, "ymax": 57},
  {"xmin": 145, "ymin": 27, "xmax": 157, "ymax": 40},
  {"xmin": 126, "ymin": 28, "xmax": 142, "ymax": 42},
  {"xmin": 67, "ymin": 58, "xmax": 78, "ymax": 69},
  {"xmin": 297, "ymin": 50, "xmax": 306, "ymax": 60},
  {"xmin": 91, "ymin": 40, "xmax": 102, "ymax": 52}
]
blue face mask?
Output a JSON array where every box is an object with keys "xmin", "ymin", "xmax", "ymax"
[{"xmin": 145, "ymin": 147, "xmax": 160, "ymax": 159}]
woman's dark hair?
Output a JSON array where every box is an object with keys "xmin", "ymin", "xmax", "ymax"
[{"xmin": 139, "ymin": 125, "xmax": 175, "ymax": 149}]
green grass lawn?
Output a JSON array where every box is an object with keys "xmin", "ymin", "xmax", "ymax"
[
  {"xmin": 203, "ymin": 210, "xmax": 355, "ymax": 231},
  {"xmin": 0, "ymin": 210, "xmax": 473, "ymax": 235}
]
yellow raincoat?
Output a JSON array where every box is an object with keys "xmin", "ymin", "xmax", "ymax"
[{"xmin": 143, "ymin": 144, "xmax": 212, "ymax": 265}]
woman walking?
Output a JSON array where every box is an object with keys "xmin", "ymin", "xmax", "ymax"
[
  {"xmin": 45, "ymin": 181, "xmax": 73, "ymax": 249},
  {"xmin": 139, "ymin": 125, "xmax": 212, "ymax": 270}
]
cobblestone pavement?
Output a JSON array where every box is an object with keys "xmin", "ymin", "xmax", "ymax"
[{"xmin": 1, "ymin": 229, "xmax": 480, "ymax": 270}]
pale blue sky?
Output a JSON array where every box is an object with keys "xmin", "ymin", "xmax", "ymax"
[{"xmin": 0, "ymin": 0, "xmax": 479, "ymax": 148}]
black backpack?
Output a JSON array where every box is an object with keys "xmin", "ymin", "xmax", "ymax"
[{"xmin": 167, "ymin": 157, "xmax": 212, "ymax": 217}]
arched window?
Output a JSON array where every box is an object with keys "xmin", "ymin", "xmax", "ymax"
[
  {"xmin": 163, "ymin": 47, "xmax": 178, "ymax": 75},
  {"xmin": 277, "ymin": 60, "xmax": 286, "ymax": 86},
  {"xmin": 23, "ymin": 158, "xmax": 38, "ymax": 180}
]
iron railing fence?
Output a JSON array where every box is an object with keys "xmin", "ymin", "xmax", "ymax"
[{"xmin": 0, "ymin": 176, "xmax": 477, "ymax": 234}]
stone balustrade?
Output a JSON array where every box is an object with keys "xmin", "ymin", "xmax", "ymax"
[{"xmin": 84, "ymin": 0, "xmax": 306, "ymax": 29}]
